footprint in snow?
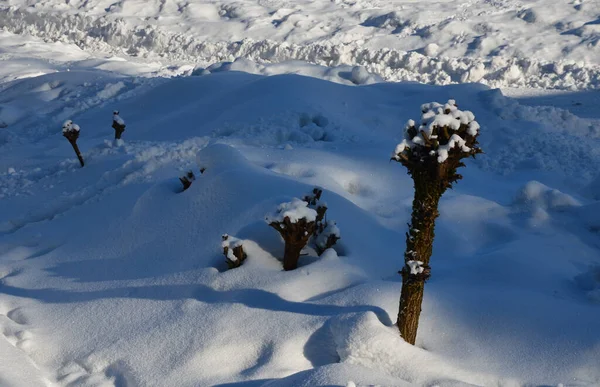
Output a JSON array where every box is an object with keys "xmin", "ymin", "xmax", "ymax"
[
  {"xmin": 1, "ymin": 306, "xmax": 35, "ymax": 354},
  {"xmin": 57, "ymin": 357, "xmax": 134, "ymax": 387}
]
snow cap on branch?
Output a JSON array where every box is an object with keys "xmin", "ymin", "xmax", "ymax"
[
  {"xmin": 266, "ymin": 198, "xmax": 318, "ymax": 224},
  {"xmin": 406, "ymin": 260, "xmax": 425, "ymax": 275},
  {"xmin": 315, "ymin": 220, "xmax": 341, "ymax": 250},
  {"xmin": 392, "ymin": 99, "xmax": 481, "ymax": 163},
  {"xmin": 62, "ymin": 120, "xmax": 80, "ymax": 133},
  {"xmin": 113, "ymin": 111, "xmax": 126, "ymax": 126},
  {"xmin": 222, "ymin": 234, "xmax": 244, "ymax": 263}
]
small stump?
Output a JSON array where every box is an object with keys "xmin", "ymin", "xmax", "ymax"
[
  {"xmin": 222, "ymin": 234, "xmax": 247, "ymax": 269},
  {"xmin": 179, "ymin": 171, "xmax": 195, "ymax": 192}
]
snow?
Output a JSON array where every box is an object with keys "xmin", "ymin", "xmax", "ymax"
[
  {"xmin": 112, "ymin": 112, "xmax": 125, "ymax": 126},
  {"xmin": 266, "ymin": 198, "xmax": 318, "ymax": 224},
  {"xmin": 406, "ymin": 260, "xmax": 425, "ymax": 275},
  {"xmin": 315, "ymin": 220, "xmax": 341, "ymax": 251},
  {"xmin": 1, "ymin": 1, "xmax": 600, "ymax": 387},
  {"xmin": 393, "ymin": 99, "xmax": 479, "ymax": 163},
  {"xmin": 61, "ymin": 120, "xmax": 80, "ymax": 134},
  {"xmin": 222, "ymin": 234, "xmax": 245, "ymax": 262}
]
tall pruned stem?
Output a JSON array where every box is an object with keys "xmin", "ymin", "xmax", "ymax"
[
  {"xmin": 69, "ymin": 140, "xmax": 85, "ymax": 167},
  {"xmin": 392, "ymin": 100, "xmax": 482, "ymax": 345},
  {"xmin": 397, "ymin": 171, "xmax": 441, "ymax": 344}
]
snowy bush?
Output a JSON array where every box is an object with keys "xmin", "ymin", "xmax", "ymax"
[
  {"xmin": 302, "ymin": 188, "xmax": 327, "ymax": 225},
  {"xmin": 302, "ymin": 188, "xmax": 341, "ymax": 255},
  {"xmin": 315, "ymin": 220, "xmax": 341, "ymax": 255},
  {"xmin": 391, "ymin": 99, "xmax": 482, "ymax": 345},
  {"xmin": 62, "ymin": 120, "xmax": 84, "ymax": 167},
  {"xmin": 266, "ymin": 198, "xmax": 317, "ymax": 271},
  {"xmin": 222, "ymin": 234, "xmax": 247, "ymax": 269}
]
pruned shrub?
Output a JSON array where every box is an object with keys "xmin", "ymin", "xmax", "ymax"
[
  {"xmin": 391, "ymin": 99, "xmax": 482, "ymax": 345},
  {"xmin": 315, "ymin": 220, "xmax": 341, "ymax": 255},
  {"xmin": 266, "ymin": 198, "xmax": 317, "ymax": 271},
  {"xmin": 302, "ymin": 187, "xmax": 341, "ymax": 255},
  {"xmin": 222, "ymin": 234, "xmax": 247, "ymax": 269}
]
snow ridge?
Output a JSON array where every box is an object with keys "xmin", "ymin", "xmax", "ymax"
[{"xmin": 1, "ymin": 7, "xmax": 600, "ymax": 90}]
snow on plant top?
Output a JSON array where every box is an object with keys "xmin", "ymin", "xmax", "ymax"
[
  {"xmin": 393, "ymin": 99, "xmax": 480, "ymax": 163},
  {"xmin": 315, "ymin": 220, "xmax": 341, "ymax": 249},
  {"xmin": 113, "ymin": 111, "xmax": 125, "ymax": 126},
  {"xmin": 266, "ymin": 198, "xmax": 318, "ymax": 224},
  {"xmin": 222, "ymin": 234, "xmax": 244, "ymax": 262},
  {"xmin": 62, "ymin": 120, "xmax": 80, "ymax": 133}
]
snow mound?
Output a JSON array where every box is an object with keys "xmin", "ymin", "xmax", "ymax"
[
  {"xmin": 262, "ymin": 362, "xmax": 411, "ymax": 387},
  {"xmin": 329, "ymin": 312, "xmax": 514, "ymax": 386},
  {"xmin": 514, "ymin": 181, "xmax": 581, "ymax": 212},
  {"xmin": 196, "ymin": 143, "xmax": 251, "ymax": 175}
]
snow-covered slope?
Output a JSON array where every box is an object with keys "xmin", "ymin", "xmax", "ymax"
[
  {"xmin": 1, "ymin": 1, "xmax": 600, "ymax": 386},
  {"xmin": 1, "ymin": 65, "xmax": 599, "ymax": 386}
]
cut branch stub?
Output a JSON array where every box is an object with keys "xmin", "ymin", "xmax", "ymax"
[
  {"xmin": 315, "ymin": 220, "xmax": 341, "ymax": 256},
  {"xmin": 266, "ymin": 199, "xmax": 317, "ymax": 271},
  {"xmin": 303, "ymin": 187, "xmax": 327, "ymax": 227},
  {"xmin": 112, "ymin": 111, "xmax": 126, "ymax": 140},
  {"xmin": 222, "ymin": 234, "xmax": 247, "ymax": 269},
  {"xmin": 179, "ymin": 171, "xmax": 195, "ymax": 191},
  {"xmin": 62, "ymin": 120, "xmax": 84, "ymax": 167},
  {"xmin": 391, "ymin": 99, "xmax": 483, "ymax": 345}
]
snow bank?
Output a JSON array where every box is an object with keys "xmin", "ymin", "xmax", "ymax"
[{"xmin": 2, "ymin": 7, "xmax": 600, "ymax": 90}]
